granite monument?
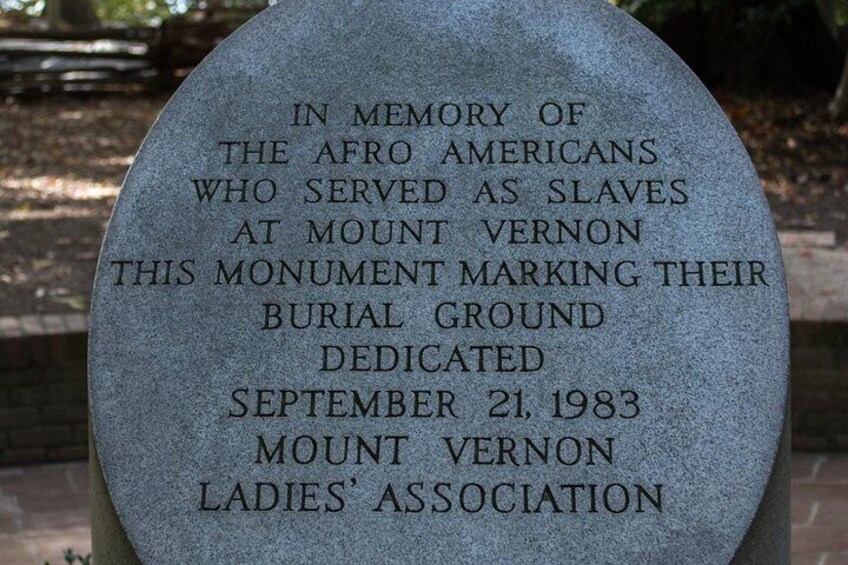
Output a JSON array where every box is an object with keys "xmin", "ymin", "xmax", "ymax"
[{"xmin": 89, "ymin": 1, "xmax": 790, "ymax": 563}]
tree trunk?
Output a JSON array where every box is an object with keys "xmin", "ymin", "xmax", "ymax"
[
  {"xmin": 60, "ymin": 0, "xmax": 99, "ymax": 28},
  {"xmin": 45, "ymin": 0, "xmax": 63, "ymax": 30},
  {"xmin": 830, "ymin": 49, "xmax": 848, "ymax": 119},
  {"xmin": 816, "ymin": 0, "xmax": 840, "ymax": 40}
]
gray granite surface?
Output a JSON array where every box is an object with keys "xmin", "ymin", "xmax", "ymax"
[{"xmin": 89, "ymin": 1, "xmax": 789, "ymax": 563}]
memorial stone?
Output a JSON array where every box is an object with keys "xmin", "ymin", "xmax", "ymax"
[{"xmin": 89, "ymin": 1, "xmax": 790, "ymax": 563}]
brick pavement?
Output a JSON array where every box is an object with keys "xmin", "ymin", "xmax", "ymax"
[
  {"xmin": 0, "ymin": 454, "xmax": 843, "ymax": 564},
  {"xmin": 0, "ymin": 462, "xmax": 90, "ymax": 564},
  {"xmin": 793, "ymin": 453, "xmax": 848, "ymax": 565}
]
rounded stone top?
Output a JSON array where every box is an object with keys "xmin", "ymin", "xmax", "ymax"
[{"xmin": 89, "ymin": 1, "xmax": 789, "ymax": 563}]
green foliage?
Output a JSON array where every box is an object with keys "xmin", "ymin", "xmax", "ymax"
[
  {"xmin": 0, "ymin": 0, "xmax": 178, "ymax": 24},
  {"xmin": 43, "ymin": 548, "xmax": 92, "ymax": 565},
  {"xmin": 0, "ymin": 0, "xmax": 269, "ymax": 25},
  {"xmin": 742, "ymin": 0, "xmax": 810, "ymax": 24},
  {"xmin": 609, "ymin": 0, "xmax": 848, "ymax": 29},
  {"xmin": 0, "ymin": 0, "xmax": 44, "ymax": 17},
  {"xmin": 836, "ymin": 0, "xmax": 848, "ymax": 26},
  {"xmin": 613, "ymin": 0, "xmax": 814, "ymax": 27},
  {"xmin": 3, "ymin": 0, "xmax": 840, "ymax": 28},
  {"xmin": 95, "ymin": 0, "xmax": 192, "ymax": 26}
]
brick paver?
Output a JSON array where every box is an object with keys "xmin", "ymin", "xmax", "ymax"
[
  {"xmin": 0, "ymin": 463, "xmax": 90, "ymax": 564},
  {"xmin": 0, "ymin": 454, "xmax": 844, "ymax": 563},
  {"xmin": 792, "ymin": 453, "xmax": 848, "ymax": 564}
]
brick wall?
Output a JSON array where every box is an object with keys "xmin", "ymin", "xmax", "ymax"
[
  {"xmin": 0, "ymin": 327, "xmax": 88, "ymax": 466},
  {"xmin": 791, "ymin": 322, "xmax": 848, "ymax": 451}
]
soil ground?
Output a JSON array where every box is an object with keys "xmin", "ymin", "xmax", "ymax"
[
  {"xmin": 1, "ymin": 92, "xmax": 846, "ymax": 316},
  {"xmin": 0, "ymin": 94, "xmax": 166, "ymax": 316}
]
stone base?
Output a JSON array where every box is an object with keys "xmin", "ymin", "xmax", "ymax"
[
  {"xmin": 732, "ymin": 408, "xmax": 791, "ymax": 564},
  {"xmin": 90, "ymin": 428, "xmax": 140, "ymax": 564}
]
